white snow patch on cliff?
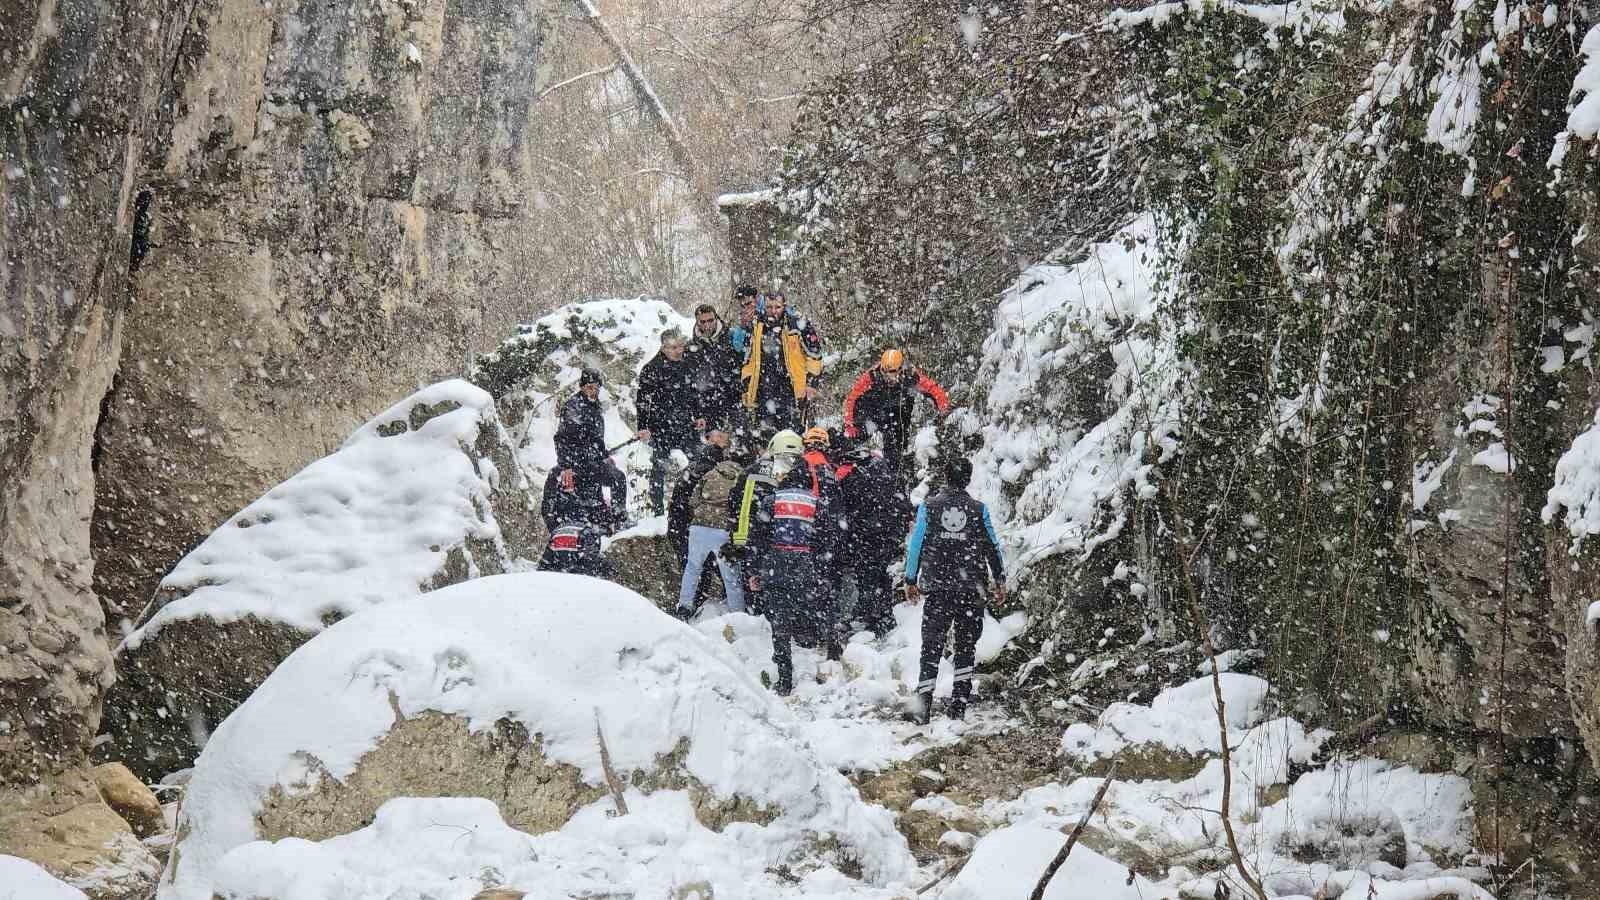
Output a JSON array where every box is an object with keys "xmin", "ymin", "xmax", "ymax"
[
  {"xmin": 972, "ymin": 213, "xmax": 1182, "ymax": 575},
  {"xmin": 1543, "ymin": 406, "xmax": 1600, "ymax": 552}
]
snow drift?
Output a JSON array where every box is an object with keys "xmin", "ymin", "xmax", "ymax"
[
  {"xmin": 161, "ymin": 573, "xmax": 914, "ymax": 900},
  {"xmin": 0, "ymin": 856, "xmax": 88, "ymax": 900}
]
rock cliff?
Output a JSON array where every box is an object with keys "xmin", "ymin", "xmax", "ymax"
[
  {"xmin": 0, "ymin": 0, "xmax": 186, "ymax": 783},
  {"xmin": 90, "ymin": 0, "xmax": 559, "ymax": 628}
]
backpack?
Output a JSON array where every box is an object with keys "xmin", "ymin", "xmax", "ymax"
[{"xmin": 692, "ymin": 459, "xmax": 744, "ymax": 528}]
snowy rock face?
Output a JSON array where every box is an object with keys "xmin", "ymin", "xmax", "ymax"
[
  {"xmin": 103, "ymin": 381, "xmax": 536, "ymax": 778},
  {"xmin": 88, "ymin": 0, "xmax": 559, "ymax": 631},
  {"xmin": 476, "ymin": 298, "xmax": 692, "ymax": 479},
  {"xmin": 161, "ymin": 573, "xmax": 913, "ymax": 900},
  {"xmin": 1546, "ymin": 89, "xmax": 1600, "ymax": 772},
  {"xmin": 0, "ymin": 0, "xmax": 188, "ymax": 783},
  {"xmin": 1547, "ymin": 398, "xmax": 1600, "ymax": 773},
  {"xmin": 474, "ymin": 298, "xmax": 696, "ymax": 576},
  {"xmin": 966, "ymin": 215, "xmax": 1180, "ymax": 651},
  {"xmin": 1404, "ymin": 325, "xmax": 1573, "ymax": 742}
]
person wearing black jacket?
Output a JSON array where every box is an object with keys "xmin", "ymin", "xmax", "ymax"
[
  {"xmin": 834, "ymin": 443, "xmax": 913, "ymax": 637},
  {"xmin": 555, "ymin": 368, "xmax": 628, "ymax": 519},
  {"xmin": 686, "ymin": 304, "xmax": 742, "ymax": 433},
  {"xmin": 536, "ymin": 467, "xmax": 616, "ymax": 578},
  {"xmin": 843, "ymin": 349, "xmax": 951, "ymax": 473},
  {"xmin": 636, "ymin": 330, "xmax": 698, "ymax": 515},
  {"xmin": 903, "ymin": 456, "xmax": 1006, "ymax": 723}
]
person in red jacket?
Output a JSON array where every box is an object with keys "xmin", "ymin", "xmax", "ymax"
[{"xmin": 842, "ymin": 349, "xmax": 951, "ymax": 472}]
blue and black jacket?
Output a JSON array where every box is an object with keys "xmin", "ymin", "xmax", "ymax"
[{"xmin": 905, "ymin": 489, "xmax": 1004, "ymax": 593}]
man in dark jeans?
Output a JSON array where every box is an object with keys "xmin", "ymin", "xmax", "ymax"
[
  {"xmin": 636, "ymin": 329, "xmax": 697, "ymax": 515},
  {"xmin": 903, "ymin": 456, "xmax": 1006, "ymax": 723},
  {"xmin": 737, "ymin": 429, "xmax": 825, "ymax": 696}
]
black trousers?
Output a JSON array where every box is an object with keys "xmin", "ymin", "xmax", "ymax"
[
  {"xmin": 647, "ymin": 439, "xmax": 694, "ymax": 514},
  {"xmin": 848, "ymin": 554, "xmax": 897, "ymax": 633},
  {"xmin": 917, "ymin": 588, "xmax": 983, "ymax": 708},
  {"xmin": 764, "ymin": 558, "xmax": 817, "ymax": 691}
]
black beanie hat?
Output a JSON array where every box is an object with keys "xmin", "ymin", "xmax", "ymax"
[{"xmin": 579, "ymin": 367, "xmax": 602, "ymax": 387}]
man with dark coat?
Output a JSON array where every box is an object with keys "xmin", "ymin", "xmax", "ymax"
[
  {"xmin": 903, "ymin": 456, "xmax": 1005, "ymax": 723},
  {"xmin": 686, "ymin": 304, "xmax": 742, "ymax": 433},
  {"xmin": 536, "ymin": 467, "xmax": 616, "ymax": 579},
  {"xmin": 843, "ymin": 348, "xmax": 951, "ymax": 472},
  {"xmin": 636, "ymin": 329, "xmax": 697, "ymax": 515},
  {"xmin": 739, "ymin": 292, "xmax": 823, "ymax": 437},
  {"xmin": 555, "ymin": 368, "xmax": 628, "ymax": 520},
  {"xmin": 834, "ymin": 442, "xmax": 913, "ymax": 637}
]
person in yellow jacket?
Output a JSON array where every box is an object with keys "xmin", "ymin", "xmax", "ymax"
[{"xmin": 739, "ymin": 291, "xmax": 824, "ymax": 436}]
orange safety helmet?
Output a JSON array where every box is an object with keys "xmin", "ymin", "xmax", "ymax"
[
  {"xmin": 802, "ymin": 426, "xmax": 830, "ymax": 449},
  {"xmin": 880, "ymin": 348, "xmax": 905, "ymax": 372}
]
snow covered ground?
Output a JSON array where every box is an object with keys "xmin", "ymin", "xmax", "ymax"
[
  {"xmin": 164, "ymin": 573, "xmax": 919, "ymax": 900},
  {"xmin": 687, "ymin": 601, "xmax": 1029, "ymax": 774},
  {"xmin": 942, "ymin": 672, "xmax": 1490, "ymax": 900},
  {"xmin": 0, "ymin": 856, "xmax": 88, "ymax": 900}
]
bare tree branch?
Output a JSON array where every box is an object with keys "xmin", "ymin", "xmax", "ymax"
[
  {"xmin": 1029, "ymin": 762, "xmax": 1119, "ymax": 900},
  {"xmin": 537, "ymin": 63, "xmax": 619, "ymax": 100}
]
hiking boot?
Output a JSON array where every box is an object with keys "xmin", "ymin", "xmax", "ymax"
[
  {"xmin": 945, "ymin": 701, "xmax": 967, "ymax": 721},
  {"xmin": 903, "ymin": 691, "xmax": 932, "ymax": 726},
  {"xmin": 671, "ymin": 605, "xmax": 695, "ymax": 623},
  {"xmin": 774, "ymin": 677, "xmax": 794, "ymax": 697}
]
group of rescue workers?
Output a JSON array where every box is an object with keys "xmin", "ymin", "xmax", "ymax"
[{"xmin": 535, "ymin": 285, "xmax": 1005, "ymax": 724}]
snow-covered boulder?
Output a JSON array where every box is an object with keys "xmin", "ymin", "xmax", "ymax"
[
  {"xmin": 943, "ymin": 825, "xmax": 1161, "ymax": 900},
  {"xmin": 473, "ymin": 298, "xmax": 699, "ymax": 603},
  {"xmin": 104, "ymin": 381, "xmax": 537, "ymax": 778},
  {"xmin": 160, "ymin": 573, "xmax": 914, "ymax": 900}
]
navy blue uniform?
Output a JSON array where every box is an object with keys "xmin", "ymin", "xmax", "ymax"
[
  {"xmin": 835, "ymin": 450, "xmax": 912, "ymax": 635},
  {"xmin": 537, "ymin": 469, "xmax": 615, "ymax": 579},
  {"xmin": 743, "ymin": 465, "xmax": 828, "ymax": 695},
  {"xmin": 905, "ymin": 488, "xmax": 1004, "ymax": 717}
]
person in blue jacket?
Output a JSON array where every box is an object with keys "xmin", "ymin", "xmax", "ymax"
[
  {"xmin": 729, "ymin": 284, "xmax": 759, "ymax": 357},
  {"xmin": 903, "ymin": 455, "xmax": 1006, "ymax": 723}
]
